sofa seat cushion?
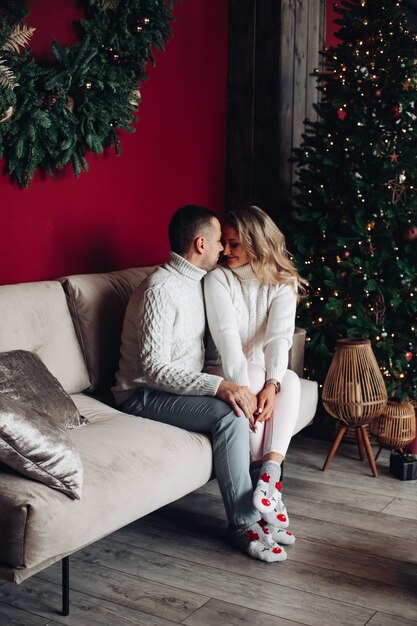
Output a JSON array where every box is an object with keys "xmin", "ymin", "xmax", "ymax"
[
  {"xmin": 0, "ymin": 394, "xmax": 213, "ymax": 581},
  {"xmin": 0, "ymin": 281, "xmax": 89, "ymax": 394}
]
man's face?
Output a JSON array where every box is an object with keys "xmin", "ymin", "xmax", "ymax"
[{"xmin": 201, "ymin": 217, "xmax": 224, "ymax": 271}]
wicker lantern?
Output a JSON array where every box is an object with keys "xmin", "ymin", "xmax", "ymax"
[
  {"xmin": 370, "ymin": 400, "xmax": 416, "ymax": 454},
  {"xmin": 322, "ymin": 339, "xmax": 388, "ymax": 476}
]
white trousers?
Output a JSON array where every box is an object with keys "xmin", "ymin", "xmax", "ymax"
[
  {"xmin": 209, "ymin": 362, "xmax": 301, "ymax": 461},
  {"xmin": 247, "ymin": 363, "xmax": 301, "ymax": 461}
]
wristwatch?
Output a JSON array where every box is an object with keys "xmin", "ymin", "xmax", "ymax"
[{"xmin": 264, "ymin": 379, "xmax": 281, "ymax": 394}]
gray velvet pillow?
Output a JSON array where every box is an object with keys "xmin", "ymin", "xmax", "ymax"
[
  {"xmin": 0, "ymin": 394, "xmax": 83, "ymax": 499},
  {"xmin": 0, "ymin": 350, "xmax": 82, "ymax": 428}
]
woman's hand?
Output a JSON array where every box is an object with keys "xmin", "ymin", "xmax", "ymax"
[{"xmin": 253, "ymin": 384, "xmax": 277, "ymax": 428}]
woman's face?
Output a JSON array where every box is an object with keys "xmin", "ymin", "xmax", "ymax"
[{"xmin": 222, "ymin": 225, "xmax": 251, "ymax": 268}]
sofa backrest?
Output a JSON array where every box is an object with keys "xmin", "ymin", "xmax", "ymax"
[
  {"xmin": 0, "ymin": 269, "xmax": 306, "ymax": 397},
  {"xmin": 61, "ymin": 265, "xmax": 306, "ymax": 391},
  {"xmin": 0, "ymin": 281, "xmax": 90, "ymax": 394},
  {"xmin": 60, "ymin": 267, "xmax": 154, "ymax": 392}
]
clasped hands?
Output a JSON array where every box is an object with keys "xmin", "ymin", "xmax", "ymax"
[{"xmin": 216, "ymin": 380, "xmax": 277, "ymax": 431}]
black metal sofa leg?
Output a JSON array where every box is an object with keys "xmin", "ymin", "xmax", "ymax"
[{"xmin": 62, "ymin": 556, "xmax": 70, "ymax": 616}]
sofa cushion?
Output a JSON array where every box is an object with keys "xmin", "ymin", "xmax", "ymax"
[
  {"xmin": 0, "ymin": 350, "xmax": 82, "ymax": 428},
  {"xmin": 0, "ymin": 281, "xmax": 90, "ymax": 394},
  {"xmin": 60, "ymin": 266, "xmax": 155, "ymax": 392},
  {"xmin": 0, "ymin": 394, "xmax": 212, "ymax": 579},
  {"xmin": 0, "ymin": 394, "xmax": 83, "ymax": 500}
]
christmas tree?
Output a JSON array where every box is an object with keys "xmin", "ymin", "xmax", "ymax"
[{"xmin": 288, "ymin": 0, "xmax": 417, "ymax": 401}]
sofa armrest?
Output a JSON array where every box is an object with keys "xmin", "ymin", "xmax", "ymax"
[{"xmin": 288, "ymin": 327, "xmax": 306, "ymax": 378}]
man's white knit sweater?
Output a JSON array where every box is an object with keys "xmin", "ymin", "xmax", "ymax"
[
  {"xmin": 112, "ymin": 252, "xmax": 223, "ymax": 405},
  {"xmin": 204, "ymin": 264, "xmax": 297, "ymax": 388}
]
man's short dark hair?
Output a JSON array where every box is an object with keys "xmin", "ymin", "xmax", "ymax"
[{"xmin": 168, "ymin": 205, "xmax": 217, "ymax": 255}]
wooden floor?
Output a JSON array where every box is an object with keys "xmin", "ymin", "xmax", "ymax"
[{"xmin": 1, "ymin": 433, "xmax": 417, "ymax": 626}]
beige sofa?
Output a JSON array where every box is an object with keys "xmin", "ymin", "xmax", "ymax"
[{"xmin": 0, "ymin": 266, "xmax": 318, "ymax": 615}]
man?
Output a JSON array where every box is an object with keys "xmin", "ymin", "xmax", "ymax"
[{"xmin": 112, "ymin": 205, "xmax": 286, "ymax": 562}]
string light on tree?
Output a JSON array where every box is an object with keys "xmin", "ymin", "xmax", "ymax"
[{"xmin": 283, "ymin": 0, "xmax": 417, "ymax": 400}]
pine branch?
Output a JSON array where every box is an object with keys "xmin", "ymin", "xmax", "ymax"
[
  {"xmin": 0, "ymin": 56, "xmax": 17, "ymax": 88},
  {"xmin": 99, "ymin": 0, "xmax": 120, "ymax": 10},
  {"xmin": 2, "ymin": 24, "xmax": 35, "ymax": 53}
]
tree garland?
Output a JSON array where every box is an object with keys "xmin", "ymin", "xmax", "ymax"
[{"xmin": 0, "ymin": 0, "xmax": 174, "ymax": 187}]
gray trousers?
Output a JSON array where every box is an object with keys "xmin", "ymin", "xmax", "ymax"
[{"xmin": 119, "ymin": 388, "xmax": 260, "ymax": 526}]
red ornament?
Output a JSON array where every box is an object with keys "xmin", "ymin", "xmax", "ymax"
[
  {"xmin": 404, "ymin": 351, "xmax": 413, "ymax": 362},
  {"xmin": 337, "ymin": 108, "xmax": 347, "ymax": 121},
  {"xmin": 391, "ymin": 104, "xmax": 401, "ymax": 120},
  {"xmin": 403, "ymin": 225, "xmax": 417, "ymax": 241},
  {"xmin": 342, "ymin": 250, "xmax": 351, "ymax": 259}
]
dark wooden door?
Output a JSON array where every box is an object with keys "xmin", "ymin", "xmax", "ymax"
[{"xmin": 226, "ymin": 0, "xmax": 326, "ymax": 217}]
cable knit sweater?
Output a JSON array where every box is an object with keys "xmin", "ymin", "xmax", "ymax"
[
  {"xmin": 204, "ymin": 264, "xmax": 297, "ymax": 388},
  {"xmin": 112, "ymin": 252, "xmax": 223, "ymax": 405}
]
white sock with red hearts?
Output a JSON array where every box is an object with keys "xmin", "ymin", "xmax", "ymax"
[
  {"xmin": 253, "ymin": 460, "xmax": 282, "ymax": 513},
  {"xmin": 253, "ymin": 460, "xmax": 290, "ymax": 528},
  {"xmin": 258, "ymin": 518, "xmax": 296, "ymax": 545},
  {"xmin": 228, "ymin": 521, "xmax": 287, "ymax": 563}
]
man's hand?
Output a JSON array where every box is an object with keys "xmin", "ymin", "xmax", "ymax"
[
  {"xmin": 216, "ymin": 380, "xmax": 257, "ymax": 428},
  {"xmin": 254, "ymin": 385, "xmax": 277, "ymax": 427}
]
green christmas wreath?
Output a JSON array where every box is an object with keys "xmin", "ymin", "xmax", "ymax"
[{"xmin": 0, "ymin": 0, "xmax": 174, "ymax": 187}]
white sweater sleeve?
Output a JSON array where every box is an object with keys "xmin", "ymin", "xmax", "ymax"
[
  {"xmin": 140, "ymin": 285, "xmax": 222, "ymax": 396},
  {"xmin": 204, "ymin": 270, "xmax": 250, "ymax": 387},
  {"xmin": 264, "ymin": 283, "xmax": 297, "ymax": 383}
]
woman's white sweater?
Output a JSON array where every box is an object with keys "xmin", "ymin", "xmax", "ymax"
[{"xmin": 204, "ymin": 264, "xmax": 297, "ymax": 387}]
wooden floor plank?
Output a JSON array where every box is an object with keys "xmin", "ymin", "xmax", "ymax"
[
  {"xmin": 108, "ymin": 519, "xmax": 417, "ymax": 621},
  {"xmin": 292, "ymin": 515, "xmax": 417, "ymax": 564},
  {"xmin": 153, "ymin": 486, "xmax": 417, "ymax": 556},
  {"xmin": 38, "ymin": 556, "xmax": 210, "ymax": 623},
  {"xmin": 286, "ymin": 437, "xmax": 417, "ymax": 496},
  {"xmin": 381, "ymin": 497, "xmax": 417, "ymax": 520},
  {"xmin": 112, "ymin": 519, "xmax": 417, "ymax": 593},
  {"xmin": 0, "ymin": 601, "xmax": 60, "ymax": 626},
  {"xmin": 368, "ymin": 612, "xmax": 417, "ymax": 626},
  {"xmin": 287, "ymin": 495, "xmax": 417, "ymax": 540},
  {"xmin": 0, "ymin": 577, "xmax": 179, "ymax": 626},
  {"xmin": 72, "ymin": 538, "xmax": 376, "ymax": 626},
  {"xmin": 182, "ymin": 598, "xmax": 306, "ymax": 626}
]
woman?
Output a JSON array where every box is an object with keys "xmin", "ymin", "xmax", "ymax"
[{"xmin": 204, "ymin": 205, "xmax": 306, "ymax": 544}]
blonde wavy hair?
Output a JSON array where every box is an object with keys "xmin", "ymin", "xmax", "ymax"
[{"xmin": 224, "ymin": 205, "xmax": 307, "ymax": 296}]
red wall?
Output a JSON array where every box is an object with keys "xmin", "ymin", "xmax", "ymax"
[
  {"xmin": 0, "ymin": 0, "xmax": 228, "ymax": 285},
  {"xmin": 326, "ymin": 0, "xmax": 340, "ymax": 48}
]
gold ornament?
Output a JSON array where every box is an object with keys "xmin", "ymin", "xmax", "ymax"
[
  {"xmin": 374, "ymin": 293, "xmax": 386, "ymax": 324},
  {"xmin": 130, "ymin": 89, "xmax": 142, "ymax": 107},
  {"xmin": 66, "ymin": 95, "xmax": 74, "ymax": 112},
  {"xmin": 0, "ymin": 105, "xmax": 16, "ymax": 123},
  {"xmin": 402, "ymin": 78, "xmax": 412, "ymax": 91},
  {"xmin": 388, "ymin": 179, "xmax": 407, "ymax": 204}
]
